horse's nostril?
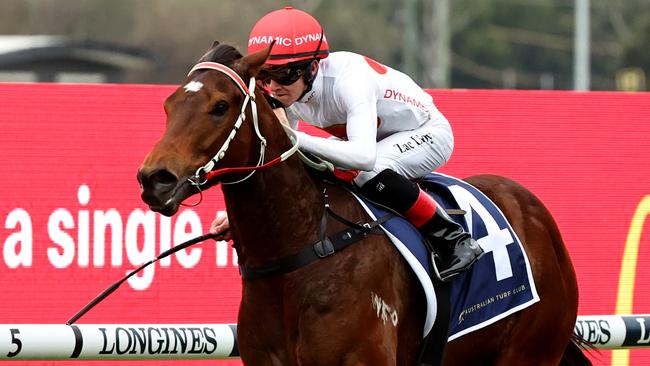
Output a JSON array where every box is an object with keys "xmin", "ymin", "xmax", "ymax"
[
  {"xmin": 138, "ymin": 168, "xmax": 178, "ymax": 192},
  {"xmin": 150, "ymin": 169, "xmax": 178, "ymax": 189}
]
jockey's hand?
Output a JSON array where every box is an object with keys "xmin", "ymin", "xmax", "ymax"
[
  {"xmin": 257, "ymin": 82, "xmax": 285, "ymax": 109},
  {"xmin": 273, "ymin": 108, "xmax": 290, "ymax": 127},
  {"xmin": 209, "ymin": 211, "xmax": 232, "ymax": 241},
  {"xmin": 332, "ymin": 168, "xmax": 359, "ymax": 183}
]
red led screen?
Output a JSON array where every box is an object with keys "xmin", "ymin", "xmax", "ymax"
[{"xmin": 1, "ymin": 83, "xmax": 649, "ymax": 365}]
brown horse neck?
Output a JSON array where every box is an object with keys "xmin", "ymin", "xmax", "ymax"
[{"xmin": 221, "ymin": 108, "xmax": 324, "ymax": 268}]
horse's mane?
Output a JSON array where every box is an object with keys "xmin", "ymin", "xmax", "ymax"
[{"xmin": 200, "ymin": 41, "xmax": 243, "ymax": 66}]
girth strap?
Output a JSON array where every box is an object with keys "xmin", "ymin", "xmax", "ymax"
[
  {"xmin": 239, "ymin": 192, "xmax": 393, "ymax": 280},
  {"xmin": 240, "ymin": 225, "xmax": 375, "ymax": 280}
]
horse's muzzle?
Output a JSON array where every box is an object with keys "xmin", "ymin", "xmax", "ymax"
[{"xmin": 137, "ymin": 167, "xmax": 182, "ymax": 216}]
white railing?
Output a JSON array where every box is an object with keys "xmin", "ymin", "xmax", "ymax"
[
  {"xmin": 574, "ymin": 314, "xmax": 650, "ymax": 349},
  {"xmin": 1, "ymin": 315, "xmax": 649, "ymax": 360},
  {"xmin": 0, "ymin": 324, "xmax": 238, "ymax": 360}
]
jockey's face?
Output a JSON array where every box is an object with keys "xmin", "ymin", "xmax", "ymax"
[
  {"xmin": 260, "ymin": 61, "xmax": 316, "ymax": 107},
  {"xmin": 265, "ymin": 76, "xmax": 306, "ymax": 107}
]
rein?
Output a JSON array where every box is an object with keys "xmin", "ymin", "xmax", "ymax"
[
  {"xmin": 67, "ymin": 184, "xmax": 395, "ymax": 322},
  {"xmin": 67, "ymin": 233, "xmax": 217, "ymax": 325},
  {"xmin": 185, "ymin": 62, "xmax": 301, "ymax": 187}
]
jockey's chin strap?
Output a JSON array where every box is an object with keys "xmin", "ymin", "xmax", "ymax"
[{"xmin": 185, "ymin": 62, "xmax": 301, "ymax": 188}]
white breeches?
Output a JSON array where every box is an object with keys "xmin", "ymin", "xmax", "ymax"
[{"xmin": 354, "ymin": 120, "xmax": 454, "ymax": 187}]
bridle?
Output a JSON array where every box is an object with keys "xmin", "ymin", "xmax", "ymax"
[
  {"xmin": 67, "ymin": 60, "xmax": 397, "ymax": 325},
  {"xmin": 184, "ymin": 62, "xmax": 301, "ymax": 190}
]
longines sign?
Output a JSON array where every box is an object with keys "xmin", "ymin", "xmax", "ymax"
[{"xmin": 0, "ymin": 324, "xmax": 238, "ymax": 360}]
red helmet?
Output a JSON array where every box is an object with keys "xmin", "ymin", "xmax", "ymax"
[{"xmin": 248, "ymin": 6, "xmax": 329, "ymax": 65}]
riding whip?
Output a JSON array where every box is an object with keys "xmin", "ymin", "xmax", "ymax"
[{"xmin": 66, "ymin": 233, "xmax": 217, "ymax": 325}]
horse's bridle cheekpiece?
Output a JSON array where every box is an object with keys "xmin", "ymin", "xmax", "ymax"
[{"xmin": 185, "ymin": 62, "xmax": 301, "ymax": 187}]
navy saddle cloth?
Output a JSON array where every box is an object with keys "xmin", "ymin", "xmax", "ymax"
[{"xmin": 359, "ymin": 172, "xmax": 539, "ymax": 340}]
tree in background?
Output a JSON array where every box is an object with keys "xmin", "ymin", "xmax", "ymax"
[
  {"xmin": 401, "ymin": 0, "xmax": 650, "ymax": 90},
  {"xmin": 0, "ymin": 0, "xmax": 648, "ymax": 90}
]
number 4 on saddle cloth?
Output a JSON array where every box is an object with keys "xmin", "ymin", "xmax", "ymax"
[{"xmin": 353, "ymin": 172, "xmax": 540, "ymax": 340}]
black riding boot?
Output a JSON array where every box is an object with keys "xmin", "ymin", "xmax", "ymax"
[
  {"xmin": 359, "ymin": 169, "xmax": 483, "ymax": 281},
  {"xmin": 421, "ymin": 206, "xmax": 484, "ymax": 281}
]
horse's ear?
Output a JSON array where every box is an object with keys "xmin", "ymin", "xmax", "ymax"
[
  {"xmin": 236, "ymin": 41, "xmax": 274, "ymax": 79},
  {"xmin": 197, "ymin": 41, "xmax": 221, "ymax": 63}
]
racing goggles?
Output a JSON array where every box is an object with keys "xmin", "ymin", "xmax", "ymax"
[{"xmin": 258, "ymin": 61, "xmax": 311, "ymax": 86}]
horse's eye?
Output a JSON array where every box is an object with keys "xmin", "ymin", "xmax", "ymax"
[{"xmin": 211, "ymin": 101, "xmax": 229, "ymax": 117}]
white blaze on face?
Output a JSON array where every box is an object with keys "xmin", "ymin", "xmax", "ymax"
[{"xmin": 184, "ymin": 80, "xmax": 204, "ymax": 93}]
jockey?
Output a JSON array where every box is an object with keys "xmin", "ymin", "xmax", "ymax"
[{"xmin": 213, "ymin": 6, "xmax": 483, "ymax": 281}]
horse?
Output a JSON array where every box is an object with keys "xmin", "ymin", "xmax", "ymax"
[{"xmin": 137, "ymin": 41, "xmax": 591, "ymax": 366}]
